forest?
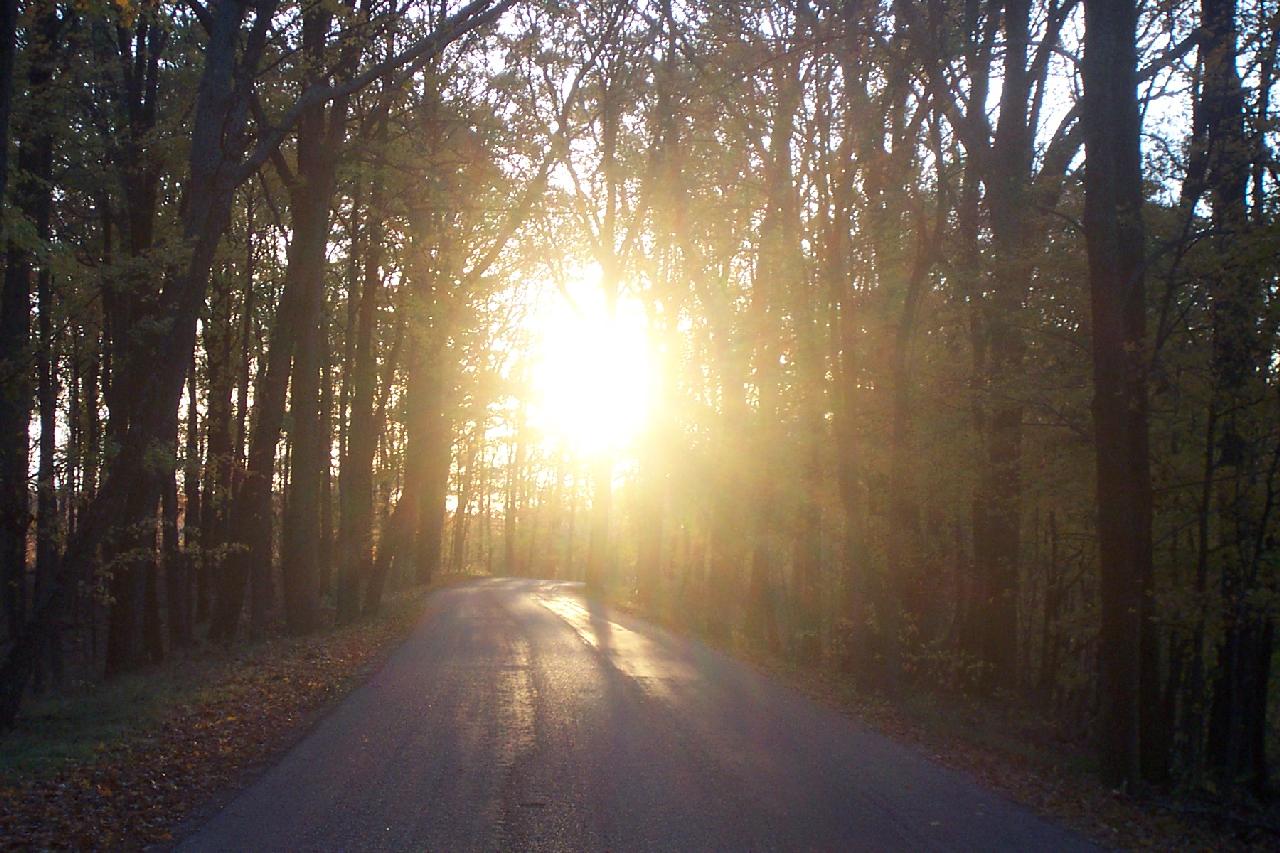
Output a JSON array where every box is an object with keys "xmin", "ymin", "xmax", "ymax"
[{"xmin": 0, "ymin": 0, "xmax": 1277, "ymax": 810}]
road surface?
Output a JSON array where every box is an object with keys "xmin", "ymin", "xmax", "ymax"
[{"xmin": 181, "ymin": 578, "xmax": 1094, "ymax": 851}]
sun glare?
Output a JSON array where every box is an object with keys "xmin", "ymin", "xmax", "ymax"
[{"xmin": 526, "ymin": 267, "xmax": 654, "ymax": 457}]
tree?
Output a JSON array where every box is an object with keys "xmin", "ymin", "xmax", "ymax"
[
  {"xmin": 1081, "ymin": 0, "xmax": 1152, "ymax": 788},
  {"xmin": 1, "ymin": 0, "xmax": 518, "ymax": 726}
]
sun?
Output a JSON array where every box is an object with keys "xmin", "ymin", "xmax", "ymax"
[{"xmin": 526, "ymin": 267, "xmax": 654, "ymax": 457}]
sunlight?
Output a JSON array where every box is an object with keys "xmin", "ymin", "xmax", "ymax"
[{"xmin": 525, "ymin": 265, "xmax": 654, "ymax": 458}]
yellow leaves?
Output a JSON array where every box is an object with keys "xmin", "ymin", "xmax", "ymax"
[{"xmin": 74, "ymin": 0, "xmax": 138, "ymax": 29}]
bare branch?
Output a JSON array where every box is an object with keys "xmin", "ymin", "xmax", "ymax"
[{"xmin": 235, "ymin": 0, "xmax": 516, "ymax": 185}]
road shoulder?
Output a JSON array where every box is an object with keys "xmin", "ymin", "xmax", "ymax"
[
  {"xmin": 605, "ymin": 593, "xmax": 1276, "ymax": 851},
  {"xmin": 0, "ymin": 588, "xmax": 432, "ymax": 849}
]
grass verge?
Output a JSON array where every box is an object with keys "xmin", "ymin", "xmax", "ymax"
[{"xmin": 0, "ymin": 586, "xmax": 431, "ymax": 850}]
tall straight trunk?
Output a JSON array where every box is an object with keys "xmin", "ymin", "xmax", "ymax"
[
  {"xmin": 703, "ymin": 266, "xmax": 750, "ymax": 639},
  {"xmin": 586, "ymin": 71, "xmax": 622, "ymax": 594},
  {"xmin": 142, "ymin": 527, "xmax": 163, "ymax": 662},
  {"xmin": 214, "ymin": 258, "xmax": 302, "ymax": 639},
  {"xmin": 1197, "ymin": 0, "xmax": 1271, "ymax": 794},
  {"xmin": 1081, "ymin": 0, "xmax": 1152, "ymax": 788},
  {"xmin": 215, "ymin": 36, "xmax": 347, "ymax": 639},
  {"xmin": 451, "ymin": 436, "xmax": 478, "ymax": 575},
  {"xmin": 278, "ymin": 0, "xmax": 351, "ymax": 636},
  {"xmin": 184, "ymin": 364, "xmax": 205, "ymax": 624},
  {"xmin": 967, "ymin": 0, "xmax": 1033, "ymax": 689},
  {"xmin": 0, "ymin": 0, "xmax": 16, "ymax": 207},
  {"xmin": 34, "ymin": 261, "xmax": 60, "ymax": 686},
  {"xmin": 1038, "ymin": 511, "xmax": 1063, "ymax": 700},
  {"xmin": 366, "ymin": 492, "xmax": 409, "ymax": 612},
  {"xmin": 336, "ymin": 167, "xmax": 384, "ymax": 621},
  {"xmin": 826, "ymin": 71, "xmax": 867, "ymax": 669},
  {"xmin": 361, "ymin": 317, "xmax": 408, "ymax": 616},
  {"xmin": 15, "ymin": 3, "xmax": 60, "ymax": 673},
  {"xmin": 337, "ymin": 203, "xmax": 359, "ymax": 481},
  {"xmin": 744, "ymin": 338, "xmax": 779, "ymax": 650},
  {"xmin": 164, "ymin": 396, "xmax": 190, "ymax": 646},
  {"xmin": 79, "ymin": 328, "xmax": 102, "ymax": 528},
  {"xmin": 200, "ymin": 281, "xmax": 235, "ymax": 613},
  {"xmin": 281, "ymin": 260, "xmax": 325, "ymax": 633},
  {"xmin": 505, "ymin": 403, "xmax": 527, "ymax": 575},
  {"xmin": 401, "ymin": 172, "xmax": 452, "ymax": 586},
  {"xmin": 66, "ymin": 335, "xmax": 80, "ymax": 527},
  {"xmin": 0, "ymin": 5, "xmax": 20, "ymax": 626},
  {"xmin": 504, "ymin": 433, "xmax": 518, "ymax": 573},
  {"xmin": 235, "ymin": 190, "xmax": 255, "ymax": 461},
  {"xmin": 419, "ymin": 369, "xmax": 457, "ymax": 587},
  {"xmin": 102, "ymin": 8, "xmax": 171, "ymax": 676},
  {"xmin": 789, "ymin": 281, "xmax": 824, "ymax": 658},
  {"xmin": 66, "ymin": 339, "xmax": 80, "ymax": 534},
  {"xmin": 481, "ymin": 449, "xmax": 493, "ymax": 575},
  {"xmin": 0, "ymin": 250, "xmax": 31, "ymax": 646},
  {"xmin": 563, "ymin": 465, "xmax": 577, "ymax": 580},
  {"xmin": 319, "ymin": 352, "xmax": 334, "ymax": 594},
  {"xmin": 0, "ymin": 0, "xmax": 61, "ymax": 643},
  {"xmin": 744, "ymin": 51, "xmax": 803, "ymax": 653},
  {"xmin": 412, "ymin": 366, "xmax": 451, "ymax": 588},
  {"xmin": 885, "ymin": 221, "xmax": 932, "ymax": 634},
  {"xmin": 783, "ymin": 12, "xmax": 826, "ymax": 662},
  {"xmin": 523, "ymin": 472, "xmax": 542, "ymax": 578},
  {"xmin": 936, "ymin": 0, "xmax": 1083, "ymax": 690},
  {"xmin": 634, "ymin": 6, "xmax": 679, "ymax": 609}
]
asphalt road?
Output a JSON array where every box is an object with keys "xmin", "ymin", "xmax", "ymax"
[{"xmin": 181, "ymin": 578, "xmax": 1095, "ymax": 852}]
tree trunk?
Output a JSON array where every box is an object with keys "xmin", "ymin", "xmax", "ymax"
[
  {"xmin": 34, "ymin": 257, "xmax": 60, "ymax": 687},
  {"xmin": 402, "ymin": 179, "xmax": 453, "ymax": 588},
  {"xmin": 213, "ymin": 264, "xmax": 301, "ymax": 639},
  {"xmin": 965, "ymin": 0, "xmax": 1035, "ymax": 690},
  {"xmin": 164, "ymin": 399, "xmax": 191, "ymax": 647},
  {"xmin": 200, "ymin": 277, "xmax": 236, "ymax": 619},
  {"xmin": 0, "ymin": 0, "xmax": 62, "ymax": 644},
  {"xmin": 0, "ymin": 0, "xmax": 16, "ymax": 207},
  {"xmin": 1081, "ymin": 0, "xmax": 1152, "ymax": 788},
  {"xmin": 278, "ymin": 1, "xmax": 351, "ymax": 636},
  {"xmin": 278, "ymin": 191, "xmax": 330, "ymax": 635},
  {"xmin": 184, "ymin": 362, "xmax": 205, "ymax": 625},
  {"xmin": 0, "ymin": 242, "xmax": 31, "ymax": 649},
  {"xmin": 100, "ymin": 7, "xmax": 172, "ymax": 676},
  {"xmin": 450, "ymin": 436, "xmax": 479, "ymax": 575},
  {"xmin": 1194, "ymin": 0, "xmax": 1272, "ymax": 796},
  {"xmin": 336, "ymin": 236, "xmax": 377, "ymax": 614},
  {"xmin": 415, "ymin": 372, "xmax": 451, "ymax": 586}
]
